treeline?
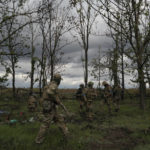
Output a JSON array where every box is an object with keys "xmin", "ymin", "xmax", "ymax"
[{"xmin": 0, "ymin": 0, "xmax": 150, "ymax": 110}]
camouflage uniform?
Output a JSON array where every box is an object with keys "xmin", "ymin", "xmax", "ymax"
[
  {"xmin": 102, "ymin": 81, "xmax": 113, "ymax": 114},
  {"xmin": 35, "ymin": 74, "xmax": 69, "ymax": 144},
  {"xmin": 113, "ymin": 85, "xmax": 121, "ymax": 112},
  {"xmin": 76, "ymin": 84, "xmax": 87, "ymax": 113},
  {"xmin": 28, "ymin": 95, "xmax": 37, "ymax": 112},
  {"xmin": 86, "ymin": 82, "xmax": 97, "ymax": 120}
]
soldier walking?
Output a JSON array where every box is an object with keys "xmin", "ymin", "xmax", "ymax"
[
  {"xmin": 86, "ymin": 82, "xmax": 97, "ymax": 120},
  {"xmin": 76, "ymin": 84, "xmax": 87, "ymax": 114},
  {"xmin": 113, "ymin": 84, "xmax": 121, "ymax": 112},
  {"xmin": 28, "ymin": 95, "xmax": 37, "ymax": 112},
  {"xmin": 102, "ymin": 81, "xmax": 113, "ymax": 114},
  {"xmin": 35, "ymin": 74, "xmax": 69, "ymax": 144}
]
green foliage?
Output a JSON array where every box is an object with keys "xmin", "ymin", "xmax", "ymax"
[
  {"xmin": 0, "ymin": 71, "xmax": 9, "ymax": 87},
  {"xmin": 133, "ymin": 145, "xmax": 150, "ymax": 150}
]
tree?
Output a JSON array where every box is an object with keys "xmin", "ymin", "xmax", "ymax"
[
  {"xmin": 0, "ymin": 0, "xmax": 29, "ymax": 99},
  {"xmin": 109, "ymin": 34, "xmax": 120, "ymax": 87},
  {"xmin": 27, "ymin": 13, "xmax": 39, "ymax": 95},
  {"xmin": 89, "ymin": 0, "xmax": 150, "ymax": 109},
  {"xmin": 91, "ymin": 47, "xmax": 105, "ymax": 89},
  {"xmin": 69, "ymin": 0, "xmax": 98, "ymax": 87},
  {"xmin": 37, "ymin": 0, "xmax": 71, "ymax": 94},
  {"xmin": 0, "ymin": 0, "xmax": 36, "ymax": 47}
]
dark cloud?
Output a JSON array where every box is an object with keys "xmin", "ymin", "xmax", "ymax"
[
  {"xmin": 0, "ymin": 0, "xmax": 137, "ymax": 89},
  {"xmin": 0, "ymin": 33, "xmax": 119, "ymax": 89}
]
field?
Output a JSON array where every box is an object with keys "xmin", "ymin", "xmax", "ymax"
[{"xmin": 0, "ymin": 89, "xmax": 150, "ymax": 150}]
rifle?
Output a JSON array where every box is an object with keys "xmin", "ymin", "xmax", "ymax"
[
  {"xmin": 56, "ymin": 96, "xmax": 70, "ymax": 116},
  {"xmin": 59, "ymin": 101, "xmax": 70, "ymax": 115}
]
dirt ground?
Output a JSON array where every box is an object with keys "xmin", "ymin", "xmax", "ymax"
[{"xmin": 87, "ymin": 127, "xmax": 143, "ymax": 150}]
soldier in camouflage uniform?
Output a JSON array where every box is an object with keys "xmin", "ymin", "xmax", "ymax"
[
  {"xmin": 76, "ymin": 84, "xmax": 87, "ymax": 114},
  {"xmin": 113, "ymin": 84, "xmax": 121, "ymax": 112},
  {"xmin": 35, "ymin": 74, "xmax": 69, "ymax": 144},
  {"xmin": 86, "ymin": 82, "xmax": 97, "ymax": 120},
  {"xmin": 102, "ymin": 81, "xmax": 113, "ymax": 114},
  {"xmin": 28, "ymin": 95, "xmax": 37, "ymax": 112}
]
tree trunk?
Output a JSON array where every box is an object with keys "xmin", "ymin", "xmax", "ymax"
[
  {"xmin": 39, "ymin": 41, "xmax": 45, "ymax": 97},
  {"xmin": 147, "ymin": 76, "xmax": 150, "ymax": 89},
  {"xmin": 30, "ymin": 46, "xmax": 35, "ymax": 95},
  {"xmin": 30, "ymin": 25, "xmax": 35, "ymax": 95},
  {"xmin": 39, "ymin": 72, "xmax": 42, "ymax": 97},
  {"xmin": 42, "ymin": 56, "xmax": 47, "ymax": 90},
  {"xmin": 113, "ymin": 57, "xmax": 118, "ymax": 86},
  {"xmin": 121, "ymin": 46, "xmax": 125, "ymax": 100},
  {"xmin": 120, "ymin": 26, "xmax": 125, "ymax": 100},
  {"xmin": 12, "ymin": 59, "xmax": 16, "ymax": 99},
  {"xmin": 138, "ymin": 64, "xmax": 146, "ymax": 110},
  {"xmin": 30, "ymin": 59, "xmax": 34, "ymax": 95},
  {"xmin": 98, "ymin": 62, "xmax": 101, "ymax": 89},
  {"xmin": 85, "ymin": 49, "xmax": 88, "ymax": 87},
  {"xmin": 112, "ymin": 36, "xmax": 119, "ymax": 87},
  {"xmin": 50, "ymin": 56, "xmax": 54, "ymax": 81}
]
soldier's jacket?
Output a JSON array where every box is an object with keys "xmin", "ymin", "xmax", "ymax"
[
  {"xmin": 42, "ymin": 81, "xmax": 60, "ymax": 113},
  {"xmin": 76, "ymin": 88, "xmax": 83, "ymax": 98},
  {"xmin": 86, "ymin": 88, "xmax": 97, "ymax": 101},
  {"xmin": 113, "ymin": 85, "xmax": 121, "ymax": 99},
  {"xmin": 103, "ymin": 85, "xmax": 112, "ymax": 99},
  {"xmin": 76, "ymin": 87, "xmax": 86, "ymax": 101},
  {"xmin": 28, "ymin": 96, "xmax": 37, "ymax": 108}
]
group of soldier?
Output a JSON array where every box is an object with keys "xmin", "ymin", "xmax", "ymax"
[
  {"xmin": 28, "ymin": 73, "xmax": 122, "ymax": 144},
  {"xmin": 76, "ymin": 82, "xmax": 97, "ymax": 121},
  {"xmin": 102, "ymin": 81, "xmax": 121, "ymax": 114},
  {"xmin": 76, "ymin": 81, "xmax": 121, "ymax": 120}
]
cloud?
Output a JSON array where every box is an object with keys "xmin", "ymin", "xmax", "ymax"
[
  {"xmin": 0, "ymin": 0, "xmax": 139, "ymax": 89},
  {"xmin": 0, "ymin": 35, "xmax": 136, "ymax": 89}
]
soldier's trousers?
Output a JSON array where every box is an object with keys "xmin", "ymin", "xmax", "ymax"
[
  {"xmin": 113, "ymin": 97, "xmax": 120, "ymax": 111},
  {"xmin": 86, "ymin": 100, "xmax": 93, "ymax": 120},
  {"xmin": 80, "ymin": 100, "xmax": 86, "ymax": 111},
  {"xmin": 35, "ymin": 110, "xmax": 69, "ymax": 144},
  {"xmin": 79, "ymin": 99, "xmax": 86, "ymax": 113},
  {"xmin": 28, "ymin": 105, "xmax": 36, "ymax": 112},
  {"xmin": 106, "ymin": 97, "xmax": 113, "ymax": 114}
]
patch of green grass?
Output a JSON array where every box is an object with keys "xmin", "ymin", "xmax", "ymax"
[
  {"xmin": 0, "ymin": 97, "xmax": 150, "ymax": 150},
  {"xmin": 133, "ymin": 145, "xmax": 150, "ymax": 150}
]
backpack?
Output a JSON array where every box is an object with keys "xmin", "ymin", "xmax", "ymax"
[{"xmin": 42, "ymin": 100, "xmax": 53, "ymax": 113}]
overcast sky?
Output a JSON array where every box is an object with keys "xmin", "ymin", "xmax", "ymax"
[
  {"xmin": 0, "ymin": 34, "xmax": 137, "ymax": 89},
  {"xmin": 0, "ymin": 0, "xmax": 139, "ymax": 89}
]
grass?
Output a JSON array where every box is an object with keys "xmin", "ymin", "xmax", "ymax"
[{"xmin": 0, "ymin": 93, "xmax": 150, "ymax": 150}]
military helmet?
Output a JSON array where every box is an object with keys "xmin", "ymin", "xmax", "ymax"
[
  {"xmin": 53, "ymin": 73, "xmax": 62, "ymax": 81},
  {"xmin": 80, "ymin": 84, "xmax": 84, "ymax": 88},
  {"xmin": 102, "ymin": 81, "xmax": 109, "ymax": 86},
  {"xmin": 88, "ymin": 81, "xmax": 94, "ymax": 86},
  {"xmin": 29, "ymin": 93, "xmax": 37, "ymax": 98},
  {"xmin": 32, "ymin": 93, "xmax": 37, "ymax": 98}
]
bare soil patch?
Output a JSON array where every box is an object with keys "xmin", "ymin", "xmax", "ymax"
[{"xmin": 87, "ymin": 127, "xmax": 143, "ymax": 150}]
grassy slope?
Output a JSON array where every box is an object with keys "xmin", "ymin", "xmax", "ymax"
[{"xmin": 0, "ymin": 97, "xmax": 150, "ymax": 150}]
